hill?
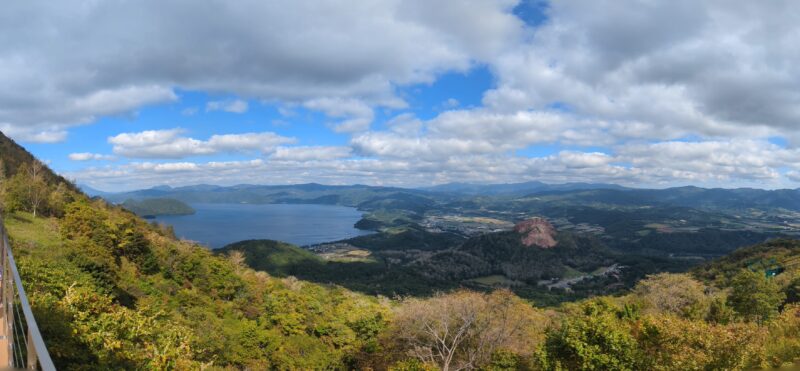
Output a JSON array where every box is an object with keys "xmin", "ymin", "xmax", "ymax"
[
  {"xmin": 217, "ymin": 239, "xmax": 324, "ymax": 276},
  {"xmin": 0, "ymin": 131, "xmax": 79, "ymax": 193},
  {"xmin": 0, "ymin": 133, "xmax": 391, "ymax": 369},
  {"xmin": 121, "ymin": 198, "xmax": 195, "ymax": 217},
  {"xmin": 216, "ymin": 238, "xmax": 457, "ymax": 297},
  {"xmin": 694, "ymin": 238, "xmax": 800, "ymax": 284},
  {"xmin": 422, "ymin": 180, "xmax": 629, "ymax": 195}
]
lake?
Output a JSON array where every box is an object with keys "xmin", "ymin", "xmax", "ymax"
[{"xmin": 154, "ymin": 203, "xmax": 373, "ymax": 248}]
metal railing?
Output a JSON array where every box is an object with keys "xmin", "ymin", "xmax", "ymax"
[{"xmin": 0, "ymin": 217, "xmax": 55, "ymax": 370}]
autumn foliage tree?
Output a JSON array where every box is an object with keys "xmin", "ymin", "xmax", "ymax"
[
  {"xmin": 633, "ymin": 273, "xmax": 711, "ymax": 319},
  {"xmin": 388, "ymin": 289, "xmax": 547, "ymax": 370}
]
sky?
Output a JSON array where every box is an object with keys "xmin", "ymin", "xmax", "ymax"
[{"xmin": 3, "ymin": 0, "xmax": 800, "ymax": 191}]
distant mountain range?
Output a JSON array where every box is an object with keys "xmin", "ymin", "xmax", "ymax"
[
  {"xmin": 81, "ymin": 181, "xmax": 800, "ymax": 213},
  {"xmin": 421, "ymin": 181, "xmax": 629, "ymax": 195}
]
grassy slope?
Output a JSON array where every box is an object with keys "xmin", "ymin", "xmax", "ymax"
[{"xmin": 5, "ymin": 207, "xmax": 391, "ymax": 369}]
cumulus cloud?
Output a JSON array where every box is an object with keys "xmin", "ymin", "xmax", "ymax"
[
  {"xmin": 272, "ymin": 146, "xmax": 352, "ymax": 162},
  {"xmin": 483, "ymin": 0, "xmax": 800, "ymax": 140},
  {"xmin": 108, "ymin": 129, "xmax": 296, "ymax": 158},
  {"xmin": 16, "ymin": 0, "xmax": 800, "ymax": 188},
  {"xmin": 614, "ymin": 139, "xmax": 795, "ymax": 182},
  {"xmin": 0, "ymin": 0, "xmax": 522, "ymax": 141},
  {"xmin": 68, "ymin": 153, "xmax": 115, "ymax": 161},
  {"xmin": 206, "ymin": 99, "xmax": 248, "ymax": 113},
  {"xmin": 0, "ymin": 85, "xmax": 176, "ymax": 142},
  {"xmin": 351, "ymin": 109, "xmax": 614, "ymax": 161},
  {"xmin": 68, "ymin": 137, "xmax": 800, "ymax": 191},
  {"xmin": 303, "ymin": 98, "xmax": 376, "ymax": 133}
]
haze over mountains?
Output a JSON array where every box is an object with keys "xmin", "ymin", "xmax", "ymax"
[{"xmin": 83, "ymin": 181, "xmax": 800, "ymax": 214}]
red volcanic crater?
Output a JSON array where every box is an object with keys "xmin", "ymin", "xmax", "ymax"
[{"xmin": 514, "ymin": 217, "xmax": 557, "ymax": 248}]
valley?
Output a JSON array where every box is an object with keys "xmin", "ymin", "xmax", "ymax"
[{"xmin": 97, "ymin": 180, "xmax": 800, "ymax": 305}]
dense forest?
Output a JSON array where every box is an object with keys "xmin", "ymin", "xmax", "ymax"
[{"xmin": 4, "ymin": 131, "xmax": 800, "ymax": 369}]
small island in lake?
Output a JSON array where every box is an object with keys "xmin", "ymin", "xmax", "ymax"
[{"xmin": 121, "ymin": 198, "xmax": 195, "ymax": 218}]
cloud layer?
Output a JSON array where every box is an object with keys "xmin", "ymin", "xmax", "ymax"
[
  {"xmin": 108, "ymin": 130, "xmax": 296, "ymax": 159},
  {"xmin": 0, "ymin": 0, "xmax": 521, "ymax": 141},
  {"xmin": 3, "ymin": 1, "xmax": 800, "ymax": 189}
]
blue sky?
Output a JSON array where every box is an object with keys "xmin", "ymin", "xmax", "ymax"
[
  {"xmin": 30, "ymin": 65, "xmax": 496, "ymax": 175},
  {"xmin": 3, "ymin": 0, "xmax": 800, "ymax": 191}
]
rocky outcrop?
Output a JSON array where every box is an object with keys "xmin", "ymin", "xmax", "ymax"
[{"xmin": 514, "ymin": 217, "xmax": 557, "ymax": 248}]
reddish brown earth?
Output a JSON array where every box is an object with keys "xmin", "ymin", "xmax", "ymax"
[{"xmin": 514, "ymin": 217, "xmax": 558, "ymax": 248}]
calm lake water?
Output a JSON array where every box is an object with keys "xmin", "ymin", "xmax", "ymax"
[{"xmin": 154, "ymin": 203, "xmax": 372, "ymax": 248}]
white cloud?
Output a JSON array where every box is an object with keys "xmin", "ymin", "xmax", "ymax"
[
  {"xmin": 206, "ymin": 99, "xmax": 249, "ymax": 114},
  {"xmin": 441, "ymin": 98, "xmax": 460, "ymax": 109},
  {"xmin": 0, "ymin": 125, "xmax": 67, "ymax": 143},
  {"xmin": 108, "ymin": 129, "xmax": 296, "ymax": 158},
  {"xmin": 132, "ymin": 162, "xmax": 200, "ymax": 173},
  {"xmin": 614, "ymin": 139, "xmax": 795, "ymax": 182},
  {"xmin": 483, "ymin": 0, "xmax": 800, "ymax": 140},
  {"xmin": 0, "ymin": 85, "xmax": 176, "ymax": 143},
  {"xmin": 0, "ymin": 0, "xmax": 522, "ymax": 141},
  {"xmin": 787, "ymin": 171, "xmax": 800, "ymax": 182},
  {"xmin": 181, "ymin": 107, "xmax": 199, "ymax": 116},
  {"xmin": 272, "ymin": 146, "xmax": 352, "ymax": 162},
  {"xmin": 351, "ymin": 109, "xmax": 614, "ymax": 161},
  {"xmin": 303, "ymin": 98, "xmax": 376, "ymax": 133},
  {"xmin": 68, "ymin": 137, "xmax": 800, "ymax": 190},
  {"xmin": 16, "ymin": 0, "xmax": 800, "ymax": 188},
  {"xmin": 68, "ymin": 152, "xmax": 115, "ymax": 161}
]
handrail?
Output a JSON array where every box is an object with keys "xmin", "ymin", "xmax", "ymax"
[{"xmin": 0, "ymin": 217, "xmax": 56, "ymax": 370}]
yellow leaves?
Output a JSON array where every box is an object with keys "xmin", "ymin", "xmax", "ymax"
[
  {"xmin": 636, "ymin": 314, "xmax": 766, "ymax": 371},
  {"xmin": 57, "ymin": 283, "xmax": 197, "ymax": 369},
  {"xmin": 633, "ymin": 273, "xmax": 711, "ymax": 320},
  {"xmin": 389, "ymin": 289, "xmax": 548, "ymax": 370}
]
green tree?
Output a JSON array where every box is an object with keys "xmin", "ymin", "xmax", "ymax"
[
  {"xmin": 706, "ymin": 296, "xmax": 735, "ymax": 325},
  {"xmin": 0, "ymin": 158, "xmax": 6, "ymax": 212},
  {"xmin": 784, "ymin": 276, "xmax": 800, "ymax": 305},
  {"xmin": 26, "ymin": 160, "xmax": 49, "ymax": 217},
  {"xmin": 48, "ymin": 182, "xmax": 71, "ymax": 217},
  {"xmin": 4, "ymin": 171, "xmax": 29, "ymax": 213},
  {"xmin": 538, "ymin": 299, "xmax": 638, "ymax": 371},
  {"xmin": 728, "ymin": 269, "xmax": 785, "ymax": 323},
  {"xmin": 3, "ymin": 161, "xmax": 50, "ymax": 216}
]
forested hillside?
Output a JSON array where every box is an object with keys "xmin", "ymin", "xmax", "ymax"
[{"xmin": 0, "ymin": 133, "xmax": 391, "ymax": 369}]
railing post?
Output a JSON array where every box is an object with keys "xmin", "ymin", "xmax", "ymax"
[
  {"xmin": 5, "ymin": 245, "xmax": 13, "ymax": 367},
  {"xmin": 0, "ymin": 216, "xmax": 56, "ymax": 370},
  {"xmin": 0, "ymin": 224, "xmax": 7, "ymax": 367},
  {"xmin": 27, "ymin": 324, "xmax": 37, "ymax": 369}
]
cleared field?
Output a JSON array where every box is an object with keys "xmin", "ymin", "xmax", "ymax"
[
  {"xmin": 562, "ymin": 266, "xmax": 586, "ymax": 279},
  {"xmin": 318, "ymin": 247, "xmax": 377, "ymax": 263},
  {"xmin": 466, "ymin": 275, "xmax": 522, "ymax": 287}
]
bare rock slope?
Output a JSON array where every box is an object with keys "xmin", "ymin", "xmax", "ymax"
[{"xmin": 514, "ymin": 217, "xmax": 557, "ymax": 248}]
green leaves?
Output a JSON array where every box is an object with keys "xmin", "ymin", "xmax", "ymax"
[{"xmin": 728, "ymin": 269, "xmax": 786, "ymax": 323}]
